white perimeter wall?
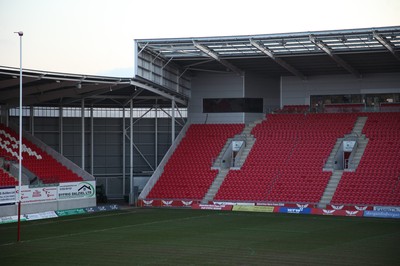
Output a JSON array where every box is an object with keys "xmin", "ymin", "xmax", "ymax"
[{"xmin": 281, "ymin": 73, "xmax": 400, "ymax": 106}]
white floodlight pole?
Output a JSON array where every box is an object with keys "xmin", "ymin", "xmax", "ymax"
[{"xmin": 14, "ymin": 30, "xmax": 23, "ymax": 242}]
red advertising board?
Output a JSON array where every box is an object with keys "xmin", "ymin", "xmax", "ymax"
[
  {"xmin": 311, "ymin": 208, "xmax": 364, "ymax": 217},
  {"xmin": 192, "ymin": 204, "xmax": 233, "ymax": 211},
  {"xmin": 139, "ymin": 199, "xmax": 199, "ymax": 207},
  {"xmin": 325, "ymin": 205, "xmax": 373, "ymax": 211},
  {"xmin": 256, "ymin": 202, "xmax": 315, "ymax": 208}
]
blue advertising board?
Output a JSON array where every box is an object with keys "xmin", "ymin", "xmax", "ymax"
[
  {"xmin": 364, "ymin": 211, "xmax": 400, "ymax": 219},
  {"xmin": 279, "ymin": 207, "xmax": 311, "ymax": 214}
]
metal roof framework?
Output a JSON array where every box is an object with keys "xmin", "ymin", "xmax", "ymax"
[
  {"xmin": 1, "ymin": 27, "xmax": 399, "ymax": 108},
  {"xmin": 136, "ymin": 26, "xmax": 400, "ymax": 78},
  {"xmin": 0, "ymin": 66, "xmax": 188, "ymax": 108}
]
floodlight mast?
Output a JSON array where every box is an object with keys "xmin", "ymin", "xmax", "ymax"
[{"xmin": 14, "ymin": 30, "xmax": 23, "ymax": 242}]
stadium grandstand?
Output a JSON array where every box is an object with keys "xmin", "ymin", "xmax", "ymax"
[{"xmin": 1, "ymin": 26, "xmax": 400, "ymax": 218}]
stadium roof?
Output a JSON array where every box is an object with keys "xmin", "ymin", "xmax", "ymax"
[
  {"xmin": 136, "ymin": 26, "xmax": 400, "ymax": 79},
  {"xmin": 0, "ymin": 66, "xmax": 188, "ymax": 108},
  {"xmin": 1, "ymin": 26, "xmax": 399, "ymax": 108}
]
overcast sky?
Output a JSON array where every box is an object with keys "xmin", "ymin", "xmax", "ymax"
[{"xmin": 1, "ymin": 0, "xmax": 399, "ymax": 77}]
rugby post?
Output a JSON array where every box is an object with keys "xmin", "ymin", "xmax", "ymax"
[{"xmin": 14, "ymin": 30, "xmax": 23, "ymax": 242}]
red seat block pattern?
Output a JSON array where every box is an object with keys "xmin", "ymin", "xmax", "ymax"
[
  {"xmin": 215, "ymin": 113, "xmax": 358, "ymax": 204},
  {"xmin": 147, "ymin": 124, "xmax": 244, "ymax": 200},
  {"xmin": 0, "ymin": 168, "xmax": 18, "ymax": 187},
  {"xmin": 0, "ymin": 124, "xmax": 83, "ymax": 185},
  {"xmin": 332, "ymin": 112, "xmax": 400, "ymax": 206}
]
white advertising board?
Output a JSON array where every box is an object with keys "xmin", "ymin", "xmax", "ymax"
[
  {"xmin": 25, "ymin": 211, "xmax": 58, "ymax": 221},
  {"xmin": 20, "ymin": 186, "xmax": 58, "ymax": 203},
  {"xmin": 0, "ymin": 187, "xmax": 16, "ymax": 204},
  {"xmin": 58, "ymin": 181, "xmax": 96, "ymax": 200}
]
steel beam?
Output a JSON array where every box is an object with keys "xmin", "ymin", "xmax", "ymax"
[
  {"xmin": 373, "ymin": 31, "xmax": 400, "ymax": 61},
  {"xmin": 193, "ymin": 41, "xmax": 244, "ymax": 76},
  {"xmin": 310, "ymin": 35, "xmax": 361, "ymax": 78},
  {"xmin": 250, "ymin": 39, "xmax": 306, "ymax": 80},
  {"xmin": 129, "ymin": 80, "xmax": 187, "ymax": 106}
]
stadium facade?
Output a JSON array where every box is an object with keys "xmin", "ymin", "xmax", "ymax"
[{"xmin": 0, "ymin": 26, "xmax": 399, "ymax": 216}]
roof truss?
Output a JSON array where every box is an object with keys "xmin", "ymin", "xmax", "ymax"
[
  {"xmin": 373, "ymin": 31, "xmax": 400, "ymax": 61},
  {"xmin": 193, "ymin": 41, "xmax": 244, "ymax": 76},
  {"xmin": 250, "ymin": 39, "xmax": 306, "ymax": 80},
  {"xmin": 309, "ymin": 34, "xmax": 362, "ymax": 78}
]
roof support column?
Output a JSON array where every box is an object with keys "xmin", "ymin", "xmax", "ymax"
[
  {"xmin": 90, "ymin": 107, "xmax": 94, "ymax": 175},
  {"xmin": 30, "ymin": 106, "xmax": 34, "ymax": 136},
  {"xmin": 122, "ymin": 106, "xmax": 126, "ymax": 196},
  {"xmin": 59, "ymin": 106, "xmax": 63, "ymax": 155},
  {"xmin": 81, "ymin": 99, "xmax": 85, "ymax": 170},
  {"xmin": 155, "ymin": 101, "xmax": 158, "ymax": 168},
  {"xmin": 171, "ymin": 98, "xmax": 175, "ymax": 143},
  {"xmin": 129, "ymin": 100, "xmax": 134, "ymax": 205}
]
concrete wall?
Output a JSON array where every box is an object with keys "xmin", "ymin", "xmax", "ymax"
[
  {"xmin": 245, "ymin": 71, "xmax": 280, "ymax": 123},
  {"xmin": 189, "ymin": 72, "xmax": 245, "ymax": 124},
  {"xmin": 282, "ymin": 73, "xmax": 400, "ymax": 106},
  {"xmin": 8, "ymin": 116, "xmax": 183, "ymax": 199},
  {"xmin": 189, "ymin": 71, "xmax": 279, "ymax": 124},
  {"xmin": 0, "ymin": 198, "xmax": 96, "ymax": 216}
]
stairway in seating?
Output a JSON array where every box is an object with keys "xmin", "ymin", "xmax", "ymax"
[
  {"xmin": 201, "ymin": 169, "xmax": 229, "ymax": 204},
  {"xmin": 212, "ymin": 120, "xmax": 261, "ymax": 169},
  {"xmin": 318, "ymin": 116, "xmax": 369, "ymax": 208},
  {"xmin": 318, "ymin": 170, "xmax": 344, "ymax": 208},
  {"xmin": 323, "ymin": 138, "xmax": 343, "ymax": 171},
  {"xmin": 348, "ymin": 117, "xmax": 369, "ymax": 169},
  {"xmin": 348, "ymin": 135, "xmax": 368, "ymax": 169},
  {"xmin": 203, "ymin": 120, "xmax": 262, "ymax": 203},
  {"xmin": 352, "ymin": 116, "xmax": 368, "ymax": 135},
  {"xmin": 234, "ymin": 120, "xmax": 262, "ymax": 168},
  {"xmin": 323, "ymin": 116, "xmax": 369, "ymax": 171}
]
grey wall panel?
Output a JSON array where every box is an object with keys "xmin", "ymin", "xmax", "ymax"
[
  {"xmin": 21, "ymin": 201, "xmax": 58, "ymax": 214},
  {"xmin": 0, "ymin": 198, "xmax": 96, "ymax": 216},
  {"xmin": 189, "ymin": 72, "xmax": 245, "ymax": 123},
  {"xmin": 58, "ymin": 198, "xmax": 96, "ymax": 210},
  {"xmin": 0, "ymin": 205, "xmax": 16, "ymax": 217},
  {"xmin": 245, "ymin": 71, "xmax": 280, "ymax": 112},
  {"xmin": 10, "ymin": 115, "xmax": 180, "ymax": 198},
  {"xmin": 282, "ymin": 73, "xmax": 400, "ymax": 106},
  {"xmin": 34, "ymin": 117, "xmax": 59, "ymax": 131},
  {"xmin": 244, "ymin": 113, "xmax": 265, "ymax": 124},
  {"xmin": 34, "ymin": 133, "xmax": 59, "ymax": 149}
]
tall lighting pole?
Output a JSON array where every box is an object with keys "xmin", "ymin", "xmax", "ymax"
[{"xmin": 14, "ymin": 30, "xmax": 23, "ymax": 242}]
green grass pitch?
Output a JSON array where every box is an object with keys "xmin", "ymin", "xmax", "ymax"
[{"xmin": 0, "ymin": 208, "xmax": 399, "ymax": 265}]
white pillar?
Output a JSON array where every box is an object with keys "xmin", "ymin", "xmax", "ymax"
[
  {"xmin": 122, "ymin": 106, "xmax": 126, "ymax": 196},
  {"xmin": 129, "ymin": 100, "xmax": 134, "ymax": 205},
  {"xmin": 171, "ymin": 98, "xmax": 175, "ymax": 143},
  {"xmin": 81, "ymin": 99, "xmax": 85, "ymax": 170},
  {"xmin": 30, "ymin": 106, "xmax": 34, "ymax": 135},
  {"xmin": 59, "ymin": 106, "xmax": 64, "ymax": 155},
  {"xmin": 90, "ymin": 107, "xmax": 94, "ymax": 175},
  {"xmin": 155, "ymin": 103, "xmax": 158, "ymax": 167}
]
